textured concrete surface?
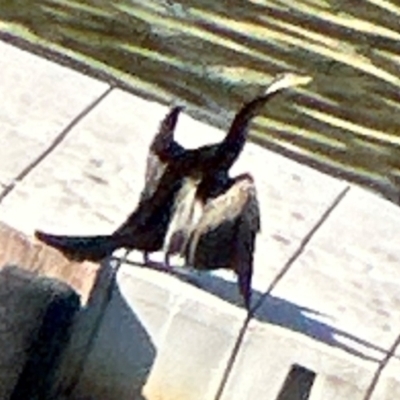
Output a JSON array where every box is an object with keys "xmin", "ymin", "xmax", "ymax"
[
  {"xmin": 219, "ymin": 319, "xmax": 378, "ymax": 400},
  {"xmin": 1, "ymin": 40, "xmax": 400, "ymax": 400},
  {"xmin": 269, "ymin": 187, "xmax": 400, "ymax": 360},
  {"xmin": 0, "ymin": 89, "xmax": 169, "ymax": 236},
  {"xmin": 0, "ymin": 41, "xmax": 108, "ymax": 189},
  {"xmin": 369, "ymin": 358, "xmax": 400, "ymax": 400},
  {"xmin": 142, "ymin": 273, "xmax": 246, "ymax": 400}
]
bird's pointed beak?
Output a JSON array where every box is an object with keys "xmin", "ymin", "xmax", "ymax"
[{"xmin": 264, "ymin": 73, "xmax": 312, "ymax": 95}]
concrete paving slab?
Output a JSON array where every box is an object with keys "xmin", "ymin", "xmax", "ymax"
[
  {"xmin": 0, "ymin": 41, "xmax": 109, "ymax": 187},
  {"xmin": 265, "ymin": 187, "xmax": 400, "ymax": 359},
  {"xmin": 0, "ymin": 89, "xmax": 173, "ymax": 237},
  {"xmin": 368, "ymin": 357, "xmax": 400, "ymax": 399},
  {"xmin": 220, "ymin": 320, "xmax": 378, "ymax": 400}
]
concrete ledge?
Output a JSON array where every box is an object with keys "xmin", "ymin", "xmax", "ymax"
[{"xmin": 63, "ymin": 264, "xmax": 397, "ymax": 400}]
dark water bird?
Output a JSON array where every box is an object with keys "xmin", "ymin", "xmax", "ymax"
[
  {"xmin": 35, "ymin": 106, "xmax": 186, "ymax": 262},
  {"xmin": 162, "ymin": 72, "xmax": 312, "ymax": 308},
  {"xmin": 35, "ymin": 71, "xmax": 312, "ymax": 289}
]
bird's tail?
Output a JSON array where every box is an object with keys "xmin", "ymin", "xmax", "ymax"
[{"xmin": 34, "ymin": 230, "xmax": 122, "ymax": 262}]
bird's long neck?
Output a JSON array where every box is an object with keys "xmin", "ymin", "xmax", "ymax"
[{"xmin": 215, "ymin": 91, "xmax": 281, "ymax": 170}]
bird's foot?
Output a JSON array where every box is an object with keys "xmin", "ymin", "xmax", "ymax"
[
  {"xmin": 142, "ymin": 252, "xmax": 173, "ymax": 272},
  {"xmin": 144, "ymin": 258, "xmax": 174, "ymax": 273}
]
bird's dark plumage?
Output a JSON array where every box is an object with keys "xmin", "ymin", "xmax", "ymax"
[
  {"xmin": 36, "ymin": 73, "xmax": 312, "ymax": 307},
  {"xmin": 185, "ymin": 173, "xmax": 260, "ymax": 309},
  {"xmin": 162, "ymin": 73, "xmax": 312, "ymax": 308}
]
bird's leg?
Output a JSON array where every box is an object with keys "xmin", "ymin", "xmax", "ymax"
[
  {"xmin": 163, "ymin": 252, "xmax": 173, "ymax": 271},
  {"xmin": 142, "ymin": 250, "xmax": 173, "ymax": 272},
  {"xmin": 143, "ymin": 251, "xmax": 150, "ymax": 265},
  {"xmin": 120, "ymin": 248, "xmax": 131, "ymax": 264}
]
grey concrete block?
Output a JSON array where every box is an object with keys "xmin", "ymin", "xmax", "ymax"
[
  {"xmin": 0, "ymin": 41, "xmax": 108, "ymax": 187},
  {"xmin": 0, "ymin": 221, "xmax": 105, "ymax": 304},
  {"xmin": 0, "ymin": 265, "xmax": 80, "ymax": 400},
  {"xmin": 219, "ymin": 320, "xmax": 378, "ymax": 400},
  {"xmin": 64, "ymin": 265, "xmax": 245, "ymax": 400},
  {"xmin": 0, "ymin": 220, "xmax": 113, "ymax": 399},
  {"xmin": 143, "ymin": 279, "xmax": 246, "ymax": 400}
]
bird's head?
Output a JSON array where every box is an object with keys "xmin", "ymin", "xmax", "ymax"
[{"xmin": 264, "ymin": 72, "xmax": 312, "ymax": 95}]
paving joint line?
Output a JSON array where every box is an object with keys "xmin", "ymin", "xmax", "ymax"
[
  {"xmin": 0, "ymin": 86, "xmax": 114, "ymax": 203},
  {"xmin": 252, "ymin": 184, "xmax": 351, "ymax": 311},
  {"xmin": 363, "ymin": 332, "xmax": 400, "ymax": 400},
  {"xmin": 213, "ymin": 184, "xmax": 351, "ymax": 400}
]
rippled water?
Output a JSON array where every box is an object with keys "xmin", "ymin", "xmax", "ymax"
[{"xmin": 1, "ymin": 0, "xmax": 400, "ymax": 202}]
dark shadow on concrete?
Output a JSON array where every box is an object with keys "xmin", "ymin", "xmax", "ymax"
[
  {"xmin": 54, "ymin": 259, "xmax": 154, "ymax": 400},
  {"xmin": 122, "ymin": 258, "xmax": 387, "ymax": 364}
]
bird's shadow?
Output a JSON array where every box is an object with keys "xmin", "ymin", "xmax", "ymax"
[
  {"xmin": 58, "ymin": 259, "xmax": 155, "ymax": 400},
  {"xmin": 119, "ymin": 257, "xmax": 389, "ymax": 364}
]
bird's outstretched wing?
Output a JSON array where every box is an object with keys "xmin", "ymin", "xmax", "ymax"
[
  {"xmin": 35, "ymin": 107, "xmax": 186, "ymax": 261},
  {"xmin": 140, "ymin": 106, "xmax": 185, "ymax": 203},
  {"xmin": 185, "ymin": 173, "xmax": 260, "ymax": 308}
]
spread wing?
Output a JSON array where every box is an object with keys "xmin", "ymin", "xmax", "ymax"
[
  {"xmin": 140, "ymin": 106, "xmax": 185, "ymax": 203},
  {"xmin": 112, "ymin": 106, "xmax": 186, "ymax": 246},
  {"xmin": 35, "ymin": 107, "xmax": 188, "ymax": 259},
  {"xmin": 185, "ymin": 174, "xmax": 260, "ymax": 308}
]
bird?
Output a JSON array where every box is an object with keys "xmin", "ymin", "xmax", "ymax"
[
  {"xmin": 161, "ymin": 72, "xmax": 312, "ymax": 308},
  {"xmin": 35, "ymin": 72, "xmax": 312, "ymax": 281},
  {"xmin": 35, "ymin": 105, "xmax": 186, "ymax": 263}
]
